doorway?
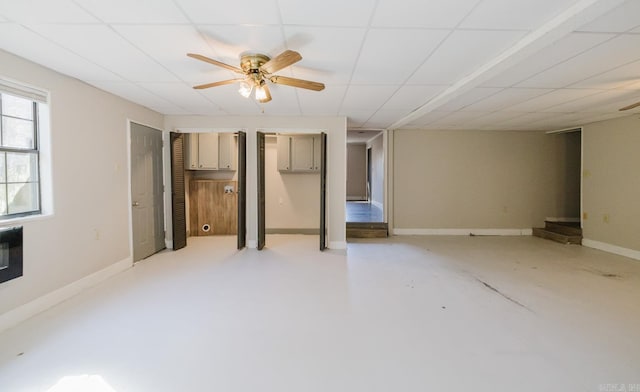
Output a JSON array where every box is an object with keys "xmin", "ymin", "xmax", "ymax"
[{"xmin": 130, "ymin": 122, "xmax": 165, "ymax": 262}]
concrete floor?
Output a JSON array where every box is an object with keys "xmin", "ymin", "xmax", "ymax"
[{"xmin": 0, "ymin": 235, "xmax": 639, "ymax": 392}]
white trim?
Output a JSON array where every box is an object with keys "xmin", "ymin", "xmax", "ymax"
[
  {"xmin": 329, "ymin": 241, "xmax": 347, "ymax": 250},
  {"xmin": 545, "ymin": 126, "xmax": 582, "ymax": 134},
  {"xmin": 545, "ymin": 217, "xmax": 581, "ymax": 223},
  {"xmin": 247, "ymin": 240, "xmax": 257, "ymax": 249},
  {"xmin": 165, "ymin": 239, "xmax": 173, "ymax": 250},
  {"xmin": 371, "ymin": 200, "xmax": 383, "ymax": 210},
  {"xmin": 393, "ymin": 228, "xmax": 532, "ymax": 236},
  {"xmin": 0, "ymin": 258, "xmax": 132, "ymax": 334},
  {"xmin": 346, "ymin": 196, "xmax": 367, "ymax": 201},
  {"xmin": 582, "ymin": 239, "xmax": 640, "ymax": 261}
]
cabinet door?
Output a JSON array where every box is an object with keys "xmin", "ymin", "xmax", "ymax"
[
  {"xmin": 198, "ymin": 133, "xmax": 219, "ymax": 169},
  {"xmin": 185, "ymin": 133, "xmax": 199, "ymax": 170},
  {"xmin": 277, "ymin": 135, "xmax": 291, "ymax": 171},
  {"xmin": 218, "ymin": 133, "xmax": 236, "ymax": 170},
  {"xmin": 312, "ymin": 134, "xmax": 321, "ymax": 171},
  {"xmin": 291, "ymin": 135, "xmax": 315, "ymax": 171}
]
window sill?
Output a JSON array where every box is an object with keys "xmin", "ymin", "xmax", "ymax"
[{"xmin": 0, "ymin": 212, "xmax": 54, "ymax": 227}]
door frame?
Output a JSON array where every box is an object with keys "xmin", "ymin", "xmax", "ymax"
[{"xmin": 127, "ymin": 120, "xmax": 166, "ymax": 262}]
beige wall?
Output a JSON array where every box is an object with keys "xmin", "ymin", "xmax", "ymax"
[
  {"xmin": 393, "ymin": 129, "xmax": 578, "ymax": 230},
  {"xmin": 347, "ymin": 144, "xmax": 367, "ymax": 200},
  {"xmin": 265, "ymin": 136, "xmax": 320, "ymax": 229},
  {"xmin": 0, "ymin": 50, "xmax": 164, "ymax": 315},
  {"xmin": 582, "ymin": 115, "xmax": 640, "ymax": 252},
  {"xmin": 368, "ymin": 134, "xmax": 384, "ymax": 207}
]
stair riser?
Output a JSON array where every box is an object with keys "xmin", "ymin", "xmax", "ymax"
[
  {"xmin": 533, "ymin": 228, "xmax": 581, "ymax": 245},
  {"xmin": 544, "ymin": 222, "xmax": 582, "ymax": 236}
]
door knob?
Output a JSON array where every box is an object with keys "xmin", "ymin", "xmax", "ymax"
[{"xmin": 132, "ymin": 201, "xmax": 140, "ymax": 207}]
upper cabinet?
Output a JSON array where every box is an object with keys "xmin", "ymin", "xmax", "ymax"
[
  {"xmin": 185, "ymin": 132, "xmax": 236, "ymax": 171},
  {"xmin": 277, "ymin": 134, "xmax": 321, "ymax": 172}
]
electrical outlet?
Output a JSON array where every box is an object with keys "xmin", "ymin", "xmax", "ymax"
[{"xmin": 583, "ymin": 212, "xmax": 588, "ymax": 220}]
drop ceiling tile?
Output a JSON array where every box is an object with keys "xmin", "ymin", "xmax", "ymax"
[
  {"xmin": 196, "ymin": 83, "xmax": 264, "ymax": 114},
  {"xmin": 0, "ymin": 23, "xmax": 121, "ymax": 82},
  {"xmin": 86, "ymin": 80, "xmax": 188, "ymax": 114},
  {"xmin": 380, "ymin": 85, "xmax": 447, "ymax": 111},
  {"xmin": 410, "ymin": 111, "xmax": 452, "ymax": 126},
  {"xmin": 175, "ymin": 0, "xmax": 281, "ymax": 24},
  {"xmin": 409, "ymin": 29, "xmax": 527, "ymax": 85},
  {"xmin": 256, "ymin": 85, "xmax": 301, "ymax": 116},
  {"xmin": 114, "ymin": 25, "xmax": 232, "ymax": 84},
  {"xmin": 343, "ymin": 111, "xmax": 376, "ymax": 128},
  {"xmin": 138, "ymin": 82, "xmax": 222, "ymax": 113},
  {"xmin": 340, "ymin": 85, "xmax": 399, "ymax": 111},
  {"xmin": 0, "ymin": 0, "xmax": 99, "ymax": 23},
  {"xmin": 351, "ymin": 28, "xmax": 449, "ymax": 84},
  {"xmin": 283, "ymin": 26, "xmax": 366, "ymax": 84},
  {"xmin": 364, "ymin": 110, "xmax": 411, "ymax": 129},
  {"xmin": 462, "ymin": 88, "xmax": 553, "ymax": 111},
  {"xmin": 569, "ymin": 59, "xmax": 640, "ymax": 89},
  {"xmin": 540, "ymin": 89, "xmax": 640, "ymax": 113},
  {"xmin": 471, "ymin": 111, "xmax": 530, "ymax": 127},
  {"xmin": 437, "ymin": 87, "xmax": 503, "ymax": 111},
  {"xmin": 28, "ymin": 24, "xmax": 179, "ymax": 82},
  {"xmin": 505, "ymin": 88, "xmax": 604, "ymax": 112},
  {"xmin": 75, "ymin": 0, "xmax": 189, "ymax": 23},
  {"xmin": 429, "ymin": 111, "xmax": 490, "ymax": 126},
  {"xmin": 577, "ymin": 0, "xmax": 640, "ymax": 33},
  {"xmin": 460, "ymin": 0, "xmax": 577, "ymax": 30},
  {"xmin": 481, "ymin": 32, "xmax": 615, "ymax": 88},
  {"xmin": 197, "ymin": 25, "xmax": 286, "ymax": 62},
  {"xmin": 517, "ymin": 34, "xmax": 640, "ymax": 88},
  {"xmin": 372, "ymin": 0, "xmax": 480, "ymax": 28},
  {"xmin": 297, "ymin": 85, "xmax": 348, "ymax": 115},
  {"xmin": 0, "ymin": 15, "xmax": 7, "ymax": 22},
  {"xmin": 278, "ymin": 0, "xmax": 376, "ymax": 27}
]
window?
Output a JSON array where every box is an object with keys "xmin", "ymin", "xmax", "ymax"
[{"xmin": 0, "ymin": 92, "xmax": 40, "ymax": 218}]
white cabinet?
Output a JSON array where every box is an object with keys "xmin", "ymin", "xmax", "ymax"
[
  {"xmin": 184, "ymin": 133, "xmax": 236, "ymax": 171},
  {"xmin": 277, "ymin": 134, "xmax": 321, "ymax": 172}
]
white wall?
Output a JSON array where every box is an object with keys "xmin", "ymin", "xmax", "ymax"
[
  {"xmin": 368, "ymin": 134, "xmax": 384, "ymax": 207},
  {"xmin": 164, "ymin": 116, "xmax": 347, "ymax": 249},
  {"xmin": 346, "ymin": 144, "xmax": 367, "ymax": 200},
  {"xmin": 0, "ymin": 50, "xmax": 163, "ymax": 316}
]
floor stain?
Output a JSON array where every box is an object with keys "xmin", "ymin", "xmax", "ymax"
[{"xmin": 476, "ymin": 278, "xmax": 530, "ymax": 311}]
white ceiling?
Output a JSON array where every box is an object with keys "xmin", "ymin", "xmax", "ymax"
[{"xmin": 0, "ymin": 0, "xmax": 639, "ymax": 131}]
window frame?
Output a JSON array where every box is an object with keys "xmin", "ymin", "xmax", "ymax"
[{"xmin": 0, "ymin": 93, "xmax": 41, "ymax": 220}]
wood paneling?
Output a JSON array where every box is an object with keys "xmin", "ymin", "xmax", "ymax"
[{"xmin": 189, "ymin": 180, "xmax": 237, "ymax": 236}]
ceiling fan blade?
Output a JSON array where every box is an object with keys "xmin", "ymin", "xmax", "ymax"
[
  {"xmin": 193, "ymin": 79, "xmax": 244, "ymax": 89},
  {"xmin": 187, "ymin": 53, "xmax": 243, "ymax": 74},
  {"xmin": 619, "ymin": 100, "xmax": 640, "ymax": 111},
  {"xmin": 260, "ymin": 50, "xmax": 302, "ymax": 74},
  {"xmin": 257, "ymin": 83, "xmax": 272, "ymax": 103},
  {"xmin": 270, "ymin": 75, "xmax": 325, "ymax": 91}
]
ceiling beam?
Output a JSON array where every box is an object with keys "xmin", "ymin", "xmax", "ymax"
[{"xmin": 387, "ymin": 0, "xmax": 628, "ymax": 131}]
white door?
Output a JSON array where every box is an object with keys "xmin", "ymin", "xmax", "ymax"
[{"xmin": 131, "ymin": 123, "xmax": 165, "ymax": 261}]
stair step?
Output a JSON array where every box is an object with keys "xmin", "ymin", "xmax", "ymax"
[
  {"xmin": 346, "ymin": 222, "xmax": 388, "ymax": 238},
  {"xmin": 544, "ymin": 221, "xmax": 582, "ymax": 236},
  {"xmin": 532, "ymin": 228, "xmax": 581, "ymax": 244}
]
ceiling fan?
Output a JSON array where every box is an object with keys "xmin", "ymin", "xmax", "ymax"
[
  {"xmin": 619, "ymin": 100, "xmax": 640, "ymax": 111},
  {"xmin": 187, "ymin": 50, "xmax": 325, "ymax": 103}
]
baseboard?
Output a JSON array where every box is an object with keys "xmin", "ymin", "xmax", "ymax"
[
  {"xmin": 582, "ymin": 238, "xmax": 640, "ymax": 261},
  {"xmin": 545, "ymin": 217, "xmax": 580, "ymax": 223},
  {"xmin": 247, "ymin": 240, "xmax": 257, "ymax": 249},
  {"xmin": 165, "ymin": 239, "xmax": 173, "ymax": 250},
  {"xmin": 393, "ymin": 228, "xmax": 533, "ymax": 236},
  {"xmin": 329, "ymin": 241, "xmax": 347, "ymax": 249},
  {"xmin": 0, "ymin": 257, "xmax": 133, "ymax": 334},
  {"xmin": 265, "ymin": 228, "xmax": 319, "ymax": 235},
  {"xmin": 346, "ymin": 196, "xmax": 367, "ymax": 201},
  {"xmin": 372, "ymin": 200, "xmax": 383, "ymax": 210}
]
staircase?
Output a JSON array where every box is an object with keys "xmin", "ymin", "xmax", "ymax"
[
  {"xmin": 346, "ymin": 222, "xmax": 388, "ymax": 238},
  {"xmin": 533, "ymin": 221, "xmax": 582, "ymax": 244}
]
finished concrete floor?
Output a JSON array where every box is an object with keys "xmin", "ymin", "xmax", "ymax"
[{"xmin": 0, "ymin": 235, "xmax": 638, "ymax": 391}]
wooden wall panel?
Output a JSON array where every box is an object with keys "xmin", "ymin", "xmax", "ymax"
[{"xmin": 189, "ymin": 180, "xmax": 237, "ymax": 236}]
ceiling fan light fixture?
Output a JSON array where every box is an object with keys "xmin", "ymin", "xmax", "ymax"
[
  {"xmin": 255, "ymin": 84, "xmax": 267, "ymax": 101},
  {"xmin": 238, "ymin": 81, "xmax": 253, "ymax": 98}
]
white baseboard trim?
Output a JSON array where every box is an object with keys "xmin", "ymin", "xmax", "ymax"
[
  {"xmin": 371, "ymin": 200, "xmax": 383, "ymax": 210},
  {"xmin": 393, "ymin": 228, "xmax": 533, "ymax": 236},
  {"xmin": 165, "ymin": 239, "xmax": 173, "ymax": 250},
  {"xmin": 582, "ymin": 238, "xmax": 640, "ymax": 261},
  {"xmin": 247, "ymin": 240, "xmax": 257, "ymax": 249},
  {"xmin": 545, "ymin": 217, "xmax": 580, "ymax": 223},
  {"xmin": 0, "ymin": 257, "xmax": 133, "ymax": 334},
  {"xmin": 329, "ymin": 241, "xmax": 347, "ymax": 250}
]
